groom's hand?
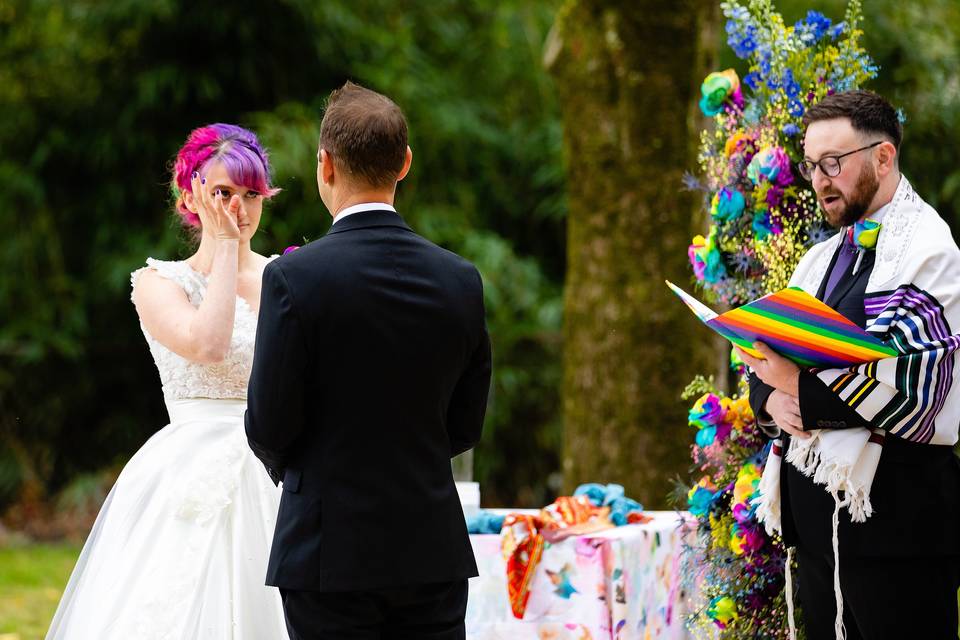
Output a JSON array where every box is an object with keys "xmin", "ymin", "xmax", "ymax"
[
  {"xmin": 736, "ymin": 342, "xmax": 800, "ymax": 396},
  {"xmin": 764, "ymin": 389, "xmax": 811, "ymax": 440}
]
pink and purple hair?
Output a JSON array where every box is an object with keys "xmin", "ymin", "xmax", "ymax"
[{"xmin": 171, "ymin": 123, "xmax": 280, "ymax": 228}]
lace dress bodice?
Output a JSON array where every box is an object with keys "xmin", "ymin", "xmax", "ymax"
[{"xmin": 130, "ymin": 258, "xmax": 260, "ymax": 401}]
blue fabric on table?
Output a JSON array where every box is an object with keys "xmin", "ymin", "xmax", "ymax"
[
  {"xmin": 573, "ymin": 483, "xmax": 644, "ymax": 526},
  {"xmin": 467, "ymin": 510, "xmax": 507, "ymax": 534}
]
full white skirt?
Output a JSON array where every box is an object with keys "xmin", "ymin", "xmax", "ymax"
[{"xmin": 46, "ymin": 399, "xmax": 287, "ymax": 639}]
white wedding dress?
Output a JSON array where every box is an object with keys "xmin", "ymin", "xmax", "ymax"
[{"xmin": 46, "ymin": 258, "xmax": 288, "ymax": 639}]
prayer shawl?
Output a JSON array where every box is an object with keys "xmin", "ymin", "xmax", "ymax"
[{"xmin": 754, "ymin": 177, "xmax": 960, "ymax": 638}]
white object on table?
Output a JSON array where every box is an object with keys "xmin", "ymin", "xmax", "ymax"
[{"xmin": 456, "ymin": 481, "xmax": 481, "ymax": 519}]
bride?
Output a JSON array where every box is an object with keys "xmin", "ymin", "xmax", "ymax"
[{"xmin": 46, "ymin": 123, "xmax": 289, "ymax": 639}]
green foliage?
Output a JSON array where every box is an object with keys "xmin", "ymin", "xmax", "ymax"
[
  {"xmin": 0, "ymin": 0, "xmax": 565, "ymax": 512},
  {"xmin": 681, "ymin": 375, "xmax": 721, "ymax": 401},
  {"xmin": 0, "ymin": 542, "xmax": 82, "ymax": 639}
]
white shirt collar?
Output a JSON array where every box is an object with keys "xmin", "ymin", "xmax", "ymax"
[
  {"xmin": 868, "ymin": 201, "xmax": 891, "ymax": 225},
  {"xmin": 332, "ymin": 202, "xmax": 396, "ymax": 226},
  {"xmin": 864, "ymin": 174, "xmax": 902, "ymax": 225}
]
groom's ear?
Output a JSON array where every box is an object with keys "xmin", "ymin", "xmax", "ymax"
[
  {"xmin": 319, "ymin": 148, "xmax": 336, "ymax": 185},
  {"xmin": 396, "ymin": 146, "xmax": 413, "ymax": 182}
]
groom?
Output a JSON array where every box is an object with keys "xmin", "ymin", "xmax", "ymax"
[{"xmin": 245, "ymin": 81, "xmax": 491, "ymax": 639}]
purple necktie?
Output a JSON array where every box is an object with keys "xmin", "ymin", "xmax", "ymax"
[{"xmin": 822, "ymin": 230, "xmax": 857, "ymax": 302}]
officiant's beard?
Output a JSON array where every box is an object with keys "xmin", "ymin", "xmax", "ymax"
[{"xmin": 820, "ymin": 163, "xmax": 880, "ymax": 229}]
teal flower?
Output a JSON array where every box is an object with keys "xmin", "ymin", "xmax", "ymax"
[
  {"xmin": 711, "ymin": 188, "xmax": 746, "ymax": 223},
  {"xmin": 699, "ymin": 69, "xmax": 742, "ymax": 116}
]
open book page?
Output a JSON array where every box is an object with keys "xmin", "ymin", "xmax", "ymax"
[
  {"xmin": 665, "ymin": 281, "xmax": 764, "ymax": 359},
  {"xmin": 665, "ymin": 281, "xmax": 717, "ymax": 322}
]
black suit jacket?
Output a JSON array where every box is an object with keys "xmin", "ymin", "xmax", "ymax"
[
  {"xmin": 749, "ymin": 244, "xmax": 960, "ymax": 556},
  {"xmin": 245, "ymin": 209, "xmax": 491, "ymax": 591}
]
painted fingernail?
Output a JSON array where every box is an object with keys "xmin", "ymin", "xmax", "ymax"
[
  {"xmin": 192, "ymin": 171, "xmax": 199, "ymax": 179},
  {"xmin": 201, "ymin": 177, "xmax": 206, "ymax": 184},
  {"xmin": 215, "ymin": 189, "xmax": 221, "ymax": 197}
]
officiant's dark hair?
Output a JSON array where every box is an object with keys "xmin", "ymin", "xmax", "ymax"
[
  {"xmin": 319, "ymin": 81, "xmax": 408, "ymax": 188},
  {"xmin": 803, "ymin": 90, "xmax": 902, "ymax": 150}
]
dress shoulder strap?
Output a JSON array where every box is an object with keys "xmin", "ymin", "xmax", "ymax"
[{"xmin": 130, "ymin": 258, "xmax": 206, "ymax": 304}]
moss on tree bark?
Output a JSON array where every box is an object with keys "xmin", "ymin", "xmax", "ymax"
[{"xmin": 548, "ymin": 0, "xmax": 720, "ymax": 507}]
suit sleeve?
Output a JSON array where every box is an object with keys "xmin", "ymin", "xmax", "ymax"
[
  {"xmin": 244, "ymin": 261, "xmax": 309, "ymax": 484},
  {"xmin": 798, "ymin": 369, "xmax": 873, "ymax": 431},
  {"xmin": 445, "ymin": 269, "xmax": 492, "ymax": 457},
  {"xmin": 750, "ymin": 370, "xmax": 864, "ymax": 433}
]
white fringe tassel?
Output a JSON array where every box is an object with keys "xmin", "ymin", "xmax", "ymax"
[
  {"xmin": 831, "ymin": 491, "xmax": 847, "ymax": 640},
  {"xmin": 785, "ymin": 546, "xmax": 797, "ymax": 640}
]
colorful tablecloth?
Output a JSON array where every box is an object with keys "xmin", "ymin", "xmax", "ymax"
[{"xmin": 466, "ymin": 511, "xmax": 694, "ymax": 640}]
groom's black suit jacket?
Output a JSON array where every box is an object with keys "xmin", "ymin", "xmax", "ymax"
[
  {"xmin": 245, "ymin": 209, "xmax": 491, "ymax": 592},
  {"xmin": 749, "ymin": 246, "xmax": 960, "ymax": 557}
]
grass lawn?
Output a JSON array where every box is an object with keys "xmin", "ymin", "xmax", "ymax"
[{"xmin": 0, "ymin": 543, "xmax": 80, "ymax": 640}]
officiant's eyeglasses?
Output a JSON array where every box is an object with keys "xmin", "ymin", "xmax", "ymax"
[{"xmin": 797, "ymin": 141, "xmax": 883, "ymax": 181}]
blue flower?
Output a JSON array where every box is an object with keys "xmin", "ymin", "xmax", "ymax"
[
  {"xmin": 711, "ymin": 187, "xmax": 746, "ymax": 222},
  {"xmin": 829, "ymin": 22, "xmax": 846, "ymax": 39},
  {"xmin": 788, "ymin": 99, "xmax": 805, "ymax": 117},
  {"xmin": 783, "ymin": 69, "xmax": 801, "ymax": 98},
  {"xmin": 782, "ymin": 123, "xmax": 801, "ymax": 137},
  {"xmin": 753, "ymin": 211, "xmax": 773, "ymax": 240},
  {"xmin": 834, "ymin": 76, "xmax": 854, "ymax": 92},
  {"xmin": 806, "ymin": 224, "xmax": 835, "ymax": 246},
  {"xmin": 696, "ymin": 425, "xmax": 718, "ymax": 448},
  {"xmin": 743, "ymin": 71, "xmax": 760, "ymax": 90},
  {"xmin": 731, "ymin": 251, "xmax": 753, "ymax": 273},
  {"xmin": 742, "ymin": 101, "xmax": 763, "ymax": 125},
  {"xmin": 682, "ymin": 172, "xmax": 705, "ymax": 191},
  {"xmin": 725, "ymin": 14, "xmax": 759, "ymax": 59},
  {"xmin": 688, "ymin": 486, "xmax": 717, "ymax": 517},
  {"xmin": 795, "ymin": 10, "xmax": 832, "ymax": 46},
  {"xmin": 704, "ymin": 247, "xmax": 727, "ymax": 283},
  {"xmin": 759, "ymin": 55, "xmax": 772, "ymax": 78},
  {"xmin": 727, "ymin": 27, "xmax": 758, "ymax": 59}
]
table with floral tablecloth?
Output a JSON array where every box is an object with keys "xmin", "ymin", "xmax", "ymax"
[{"xmin": 466, "ymin": 510, "xmax": 694, "ymax": 640}]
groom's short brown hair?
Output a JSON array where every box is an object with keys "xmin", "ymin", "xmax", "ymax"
[{"xmin": 319, "ymin": 81, "xmax": 408, "ymax": 188}]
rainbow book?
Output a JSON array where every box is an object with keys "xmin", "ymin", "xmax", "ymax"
[{"xmin": 666, "ymin": 281, "xmax": 898, "ymax": 369}]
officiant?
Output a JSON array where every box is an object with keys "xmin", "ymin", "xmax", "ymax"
[{"xmin": 740, "ymin": 90, "xmax": 960, "ymax": 639}]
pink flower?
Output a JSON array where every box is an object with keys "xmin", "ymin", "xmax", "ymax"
[{"xmin": 747, "ymin": 146, "xmax": 794, "ymax": 187}]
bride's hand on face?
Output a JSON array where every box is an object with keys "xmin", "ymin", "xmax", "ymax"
[{"xmin": 191, "ymin": 171, "xmax": 242, "ymax": 241}]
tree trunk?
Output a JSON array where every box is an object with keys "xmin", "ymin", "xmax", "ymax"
[{"xmin": 548, "ymin": 0, "xmax": 720, "ymax": 507}]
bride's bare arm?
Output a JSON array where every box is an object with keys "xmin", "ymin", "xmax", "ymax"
[
  {"xmin": 133, "ymin": 244, "xmax": 238, "ymax": 363},
  {"xmin": 133, "ymin": 174, "xmax": 243, "ymax": 364}
]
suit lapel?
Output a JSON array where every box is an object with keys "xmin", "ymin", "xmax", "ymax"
[
  {"xmin": 825, "ymin": 257, "xmax": 862, "ymax": 307},
  {"xmin": 816, "ymin": 244, "xmax": 841, "ymax": 301},
  {"xmin": 821, "ymin": 250, "xmax": 875, "ymax": 308}
]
